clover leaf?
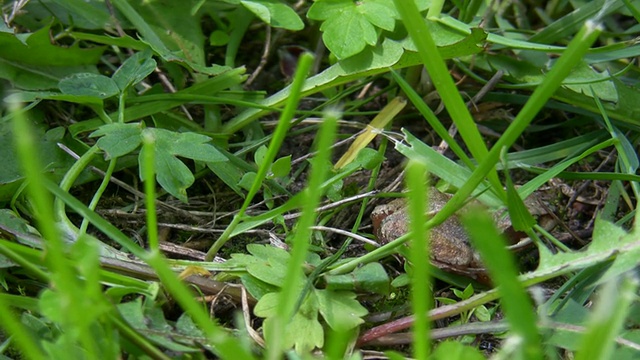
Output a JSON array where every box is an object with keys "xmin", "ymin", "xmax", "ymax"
[{"xmin": 307, "ymin": 0, "xmax": 430, "ymax": 59}]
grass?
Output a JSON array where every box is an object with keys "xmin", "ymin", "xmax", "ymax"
[{"xmin": 1, "ymin": 0, "xmax": 640, "ymax": 359}]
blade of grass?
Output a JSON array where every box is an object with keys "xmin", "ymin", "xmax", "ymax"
[
  {"xmin": 11, "ymin": 103, "xmax": 103, "ymax": 357},
  {"xmin": 393, "ymin": 0, "xmax": 504, "ymax": 198},
  {"xmin": 205, "ymin": 52, "xmax": 314, "ymax": 261},
  {"xmin": 266, "ymin": 110, "xmax": 338, "ymax": 359},
  {"xmin": 405, "ymin": 160, "xmax": 431, "ymax": 359},
  {"xmin": 593, "ymin": 87, "xmax": 640, "ymax": 198},
  {"xmin": 133, "ymin": 120, "xmax": 256, "ymax": 359},
  {"xmin": 461, "ymin": 206, "xmax": 542, "ymax": 360},
  {"xmin": 391, "ymin": 70, "xmax": 474, "ymax": 170},
  {"xmin": 427, "ymin": 20, "xmax": 602, "ymax": 237},
  {"xmin": 334, "ymin": 96, "xmax": 406, "ymax": 169},
  {"xmin": 141, "ymin": 129, "xmax": 159, "ymax": 252}
]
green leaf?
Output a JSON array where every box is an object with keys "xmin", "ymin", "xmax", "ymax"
[
  {"xmin": 151, "ymin": 148, "xmax": 194, "ymax": 202},
  {"xmin": 118, "ymin": 298, "xmax": 202, "ymax": 352},
  {"xmin": 259, "ymin": 292, "xmax": 324, "ymax": 353},
  {"xmin": 254, "ymin": 145, "xmax": 268, "ymax": 165},
  {"xmin": 308, "ymin": 0, "xmax": 398, "ymax": 59},
  {"xmin": 315, "ymin": 289, "xmax": 368, "ymax": 331},
  {"xmin": 0, "ymin": 127, "xmax": 79, "ymax": 202},
  {"xmin": 209, "ymin": 30, "xmax": 230, "ymax": 46},
  {"xmin": 307, "ymin": 0, "xmax": 352, "ymax": 20},
  {"xmin": 30, "ymin": 0, "xmax": 113, "ymax": 29},
  {"xmin": 253, "ymin": 291, "xmax": 279, "ymax": 318},
  {"xmin": 111, "ymin": 0, "xmax": 229, "ymax": 75},
  {"xmin": 474, "ymin": 305, "xmax": 491, "ymax": 322},
  {"xmin": 240, "ymin": 274, "xmax": 278, "ymax": 300},
  {"xmin": 136, "ymin": 128, "xmax": 227, "ymax": 201},
  {"xmin": 58, "ymin": 73, "xmax": 119, "ymax": 99},
  {"xmin": 238, "ymin": 172, "xmax": 257, "ymax": 191},
  {"xmin": 0, "ymin": 24, "xmax": 104, "ymax": 67},
  {"xmin": 241, "ymin": 0, "xmax": 304, "ymax": 30},
  {"xmin": 322, "ymin": 11, "xmax": 378, "ymax": 59},
  {"xmin": 229, "ymin": 244, "xmax": 294, "ymax": 287},
  {"xmin": 391, "ymin": 274, "xmax": 410, "ymax": 288},
  {"xmin": 161, "ymin": 131, "xmax": 227, "ymax": 163},
  {"xmin": 504, "ymin": 163, "xmax": 536, "ymax": 232},
  {"xmin": 270, "ymin": 156, "xmax": 291, "ymax": 178},
  {"xmin": 359, "ymin": 1, "xmax": 397, "ymax": 31},
  {"xmin": 90, "ymin": 123, "xmax": 143, "ymax": 159},
  {"xmin": 112, "ymin": 49, "xmax": 157, "ymax": 91},
  {"xmin": 175, "ymin": 313, "xmax": 205, "ymax": 339},
  {"xmin": 432, "ymin": 341, "xmax": 486, "ymax": 360},
  {"xmin": 247, "ymin": 243, "xmax": 290, "ymax": 263}
]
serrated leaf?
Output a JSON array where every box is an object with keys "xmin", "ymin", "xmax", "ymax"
[
  {"xmin": 137, "ymin": 128, "xmax": 227, "ymax": 201},
  {"xmin": 59, "ymin": 73, "xmax": 119, "ymax": 99},
  {"xmin": 315, "ymin": 289, "xmax": 367, "ymax": 331},
  {"xmin": 90, "ymin": 123, "xmax": 143, "ymax": 159},
  {"xmin": 153, "ymin": 128, "xmax": 226, "ymax": 163},
  {"xmin": 112, "ymin": 49, "xmax": 157, "ymax": 91}
]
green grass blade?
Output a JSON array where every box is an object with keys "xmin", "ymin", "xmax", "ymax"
[
  {"xmin": 428, "ymin": 20, "xmax": 602, "ymax": 233},
  {"xmin": 266, "ymin": 110, "xmax": 338, "ymax": 359},
  {"xmin": 461, "ymin": 207, "xmax": 542, "ymax": 360},
  {"xmin": 393, "ymin": 0, "xmax": 503, "ymax": 197},
  {"xmin": 141, "ymin": 130, "xmax": 159, "ymax": 251},
  {"xmin": 405, "ymin": 160, "xmax": 431, "ymax": 359},
  {"xmin": 391, "ymin": 70, "xmax": 474, "ymax": 169},
  {"xmin": 205, "ymin": 52, "xmax": 314, "ymax": 260}
]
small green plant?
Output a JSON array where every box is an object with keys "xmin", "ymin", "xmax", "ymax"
[
  {"xmin": 436, "ymin": 284, "xmax": 492, "ymax": 324},
  {"xmin": 90, "ymin": 123, "xmax": 227, "ymax": 202},
  {"xmin": 223, "ymin": 243, "xmax": 388, "ymax": 352}
]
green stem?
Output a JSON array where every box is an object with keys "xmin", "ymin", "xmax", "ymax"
[
  {"xmin": 54, "ymin": 145, "xmax": 101, "ymax": 237},
  {"xmin": 141, "ymin": 130, "xmax": 159, "ymax": 252},
  {"xmin": 80, "ymin": 158, "xmax": 117, "ymax": 234}
]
